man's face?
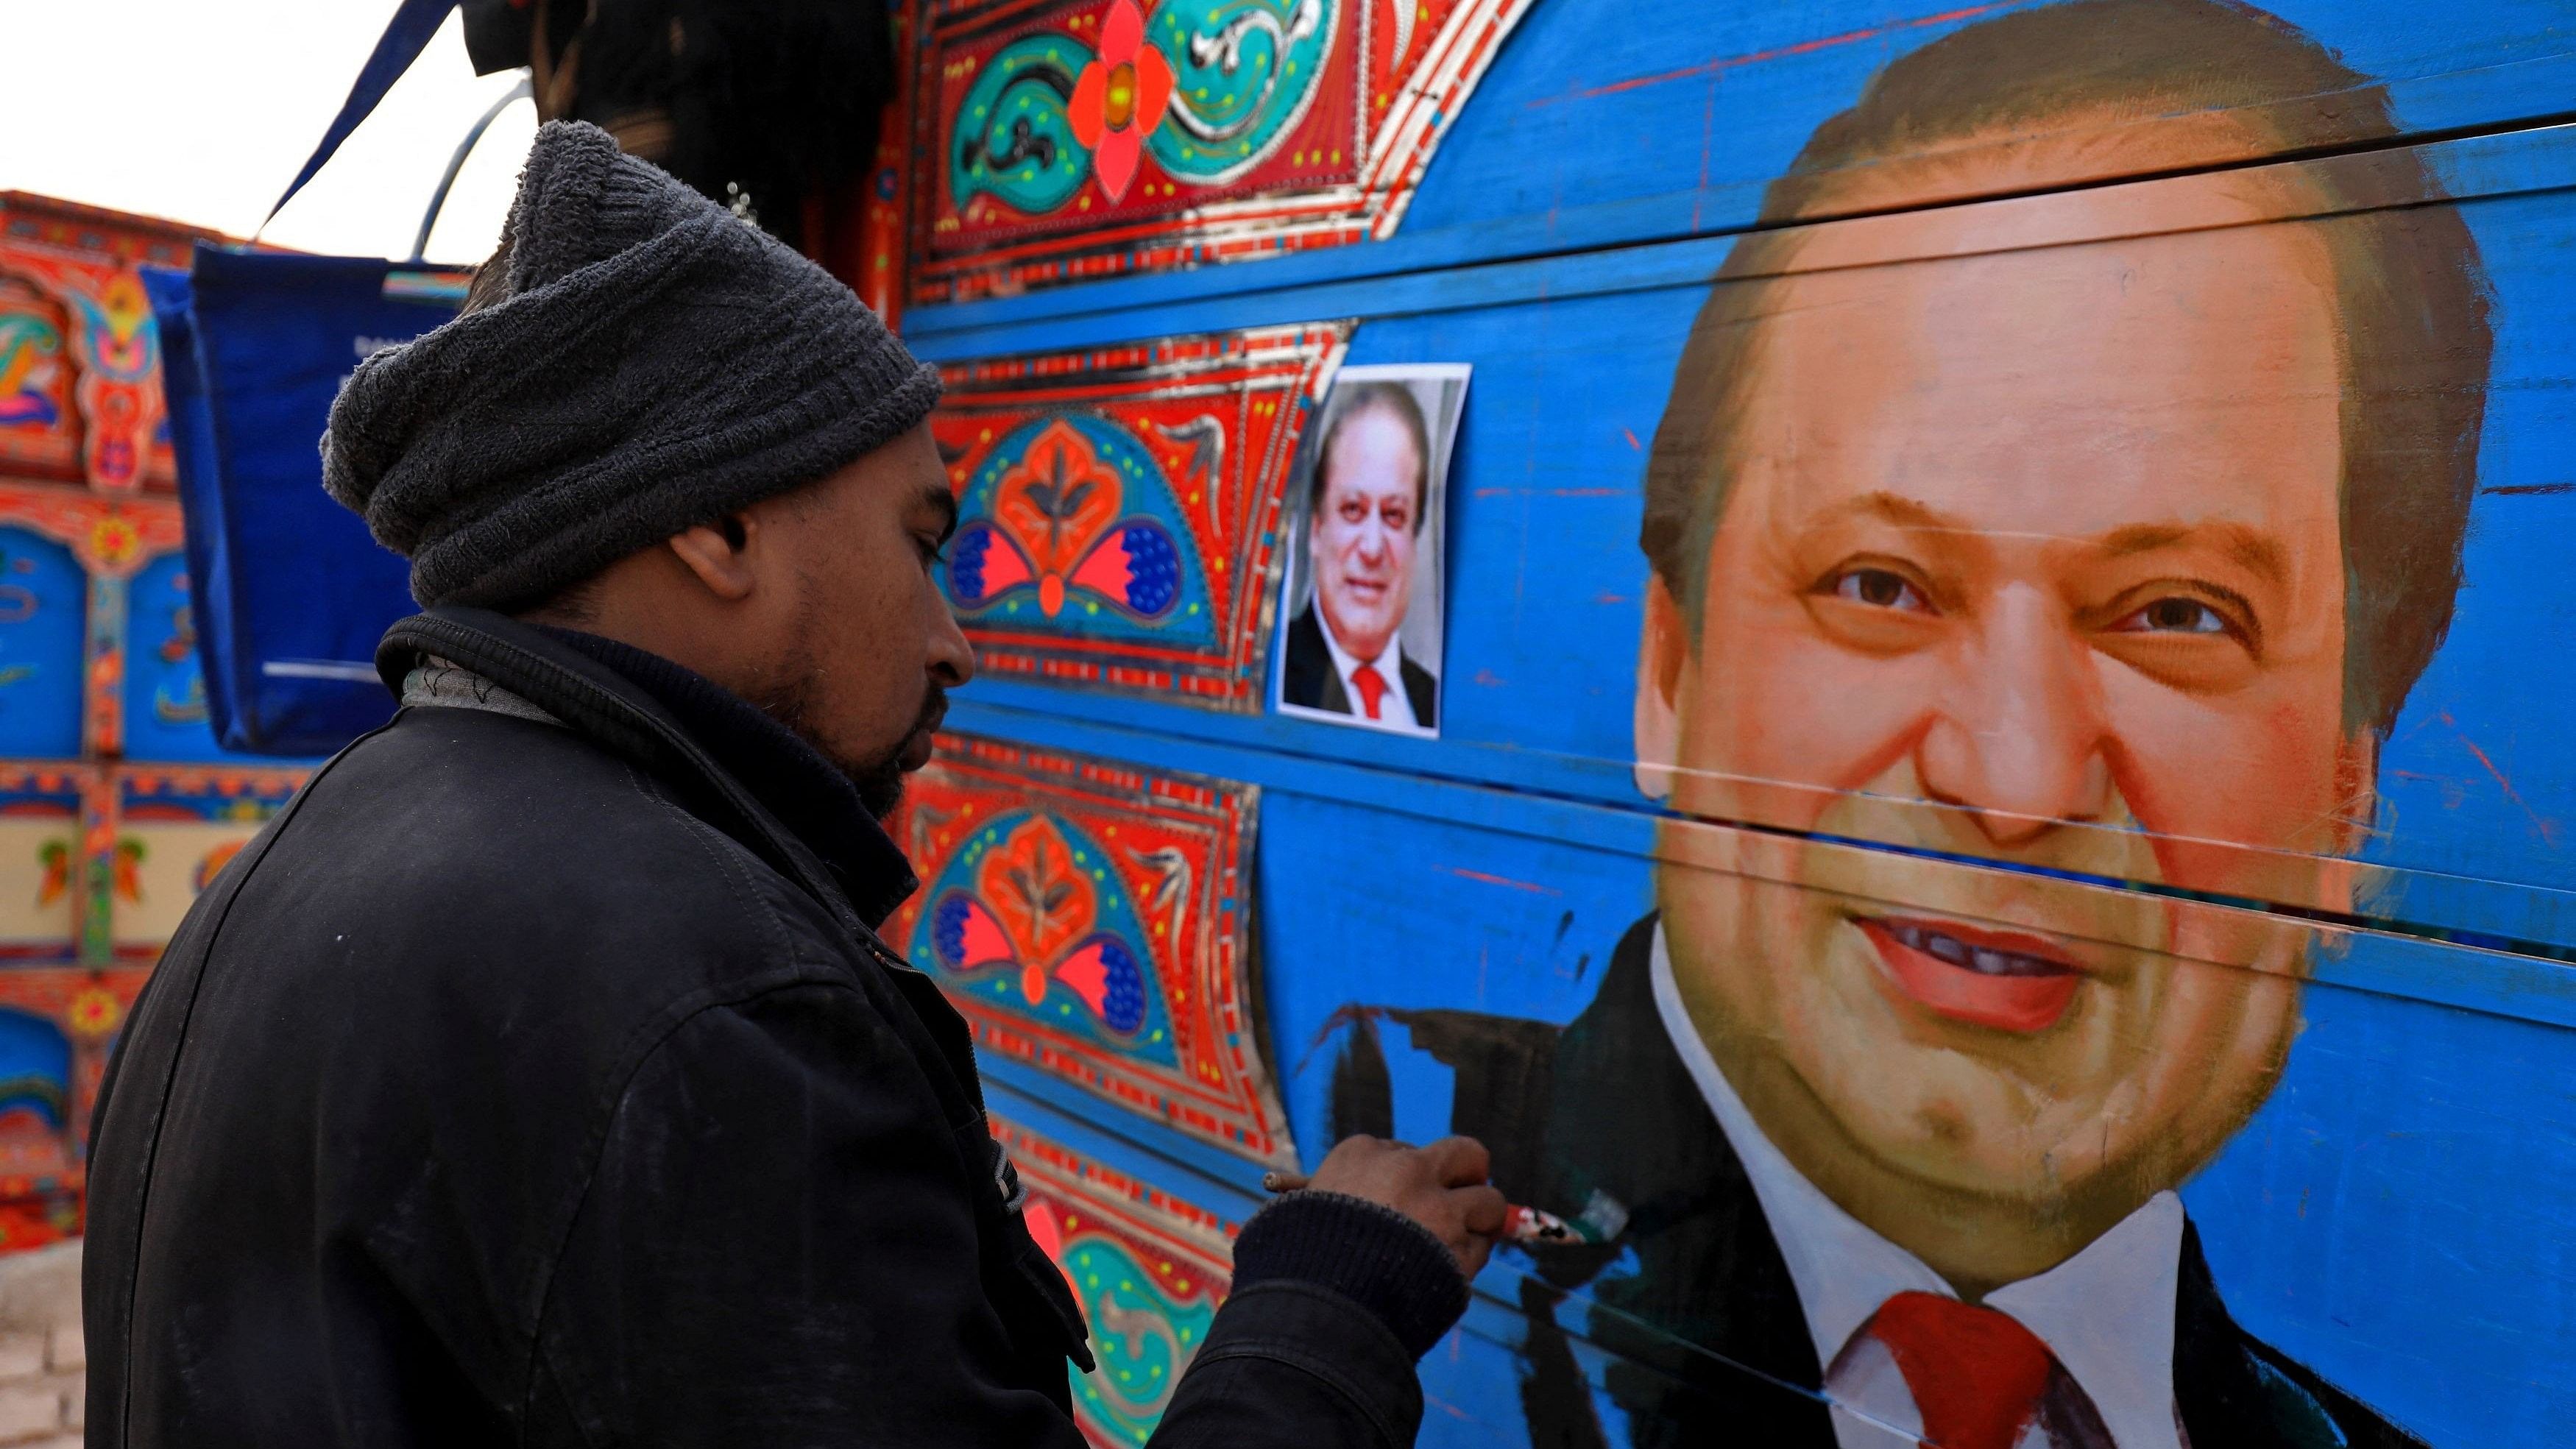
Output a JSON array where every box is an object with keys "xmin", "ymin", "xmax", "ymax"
[
  {"xmin": 1641, "ymin": 171, "xmax": 2365, "ymax": 1277},
  {"xmin": 1310, "ymin": 406, "xmax": 1423, "ymax": 662},
  {"xmin": 754, "ymin": 423, "xmax": 974, "ymax": 816}
]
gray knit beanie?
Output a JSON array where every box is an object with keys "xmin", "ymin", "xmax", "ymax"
[{"xmin": 321, "ymin": 120, "xmax": 942, "ymax": 610}]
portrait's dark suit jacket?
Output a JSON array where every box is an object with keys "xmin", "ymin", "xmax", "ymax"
[
  {"xmin": 1329, "ymin": 915, "xmax": 2427, "ymax": 1449},
  {"xmin": 1283, "ymin": 606, "xmax": 1437, "ymax": 727}
]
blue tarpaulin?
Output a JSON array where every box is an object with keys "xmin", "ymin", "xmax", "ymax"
[{"xmin": 141, "ymin": 247, "xmax": 460, "ymax": 757}]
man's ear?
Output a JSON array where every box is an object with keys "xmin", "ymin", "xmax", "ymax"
[
  {"xmin": 1635, "ymin": 575, "xmax": 1689, "ymax": 801},
  {"xmin": 659, "ymin": 514, "xmax": 757, "ymax": 602},
  {"xmin": 665, "ymin": 514, "xmax": 760, "ymax": 602}
]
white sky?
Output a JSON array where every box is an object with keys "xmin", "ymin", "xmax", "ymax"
[{"xmin": 0, "ymin": 0, "xmax": 532, "ymax": 265}]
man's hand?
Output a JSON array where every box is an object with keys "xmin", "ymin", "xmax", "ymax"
[{"xmin": 1281, "ymin": 1135, "xmax": 1508, "ymax": 1277}]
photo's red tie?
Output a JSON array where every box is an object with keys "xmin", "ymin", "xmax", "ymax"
[
  {"xmin": 1858, "ymin": 1291, "xmax": 2057, "ymax": 1449},
  {"xmin": 1351, "ymin": 663, "xmax": 1390, "ymax": 720}
]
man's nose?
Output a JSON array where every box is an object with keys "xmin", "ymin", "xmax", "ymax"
[
  {"xmin": 931, "ymin": 597, "xmax": 976, "ymax": 688},
  {"xmin": 1914, "ymin": 583, "xmax": 2112, "ymax": 849},
  {"xmin": 1354, "ymin": 512, "xmax": 1391, "ymax": 563}
]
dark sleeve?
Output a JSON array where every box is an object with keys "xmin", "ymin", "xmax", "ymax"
[
  {"xmin": 1150, "ymin": 1191, "xmax": 1470, "ymax": 1449},
  {"xmin": 532, "ymin": 981, "xmax": 1089, "ymax": 1448}
]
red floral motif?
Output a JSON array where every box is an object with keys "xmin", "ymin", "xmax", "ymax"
[
  {"xmin": 1067, "ymin": 0, "xmax": 1175, "ymax": 205},
  {"xmin": 974, "ymin": 815, "xmax": 1097, "ymax": 1005},
  {"xmin": 993, "ymin": 419, "xmax": 1124, "ymax": 617},
  {"xmin": 112, "ymin": 837, "xmax": 143, "ymax": 904},
  {"xmin": 67, "ymin": 986, "xmax": 120, "ymax": 1040},
  {"xmin": 35, "ymin": 842, "xmax": 64, "ymax": 908}
]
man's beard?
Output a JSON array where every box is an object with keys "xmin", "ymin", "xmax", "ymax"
[{"xmin": 749, "ymin": 668, "xmax": 946, "ymax": 821}]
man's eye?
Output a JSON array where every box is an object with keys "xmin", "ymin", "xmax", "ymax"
[
  {"xmin": 1828, "ymin": 568, "xmax": 1931, "ymax": 613},
  {"xmin": 2113, "ymin": 597, "xmax": 2231, "ymax": 636}
]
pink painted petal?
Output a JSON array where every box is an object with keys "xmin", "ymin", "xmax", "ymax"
[
  {"xmin": 957, "ymin": 899, "xmax": 1015, "ymax": 969},
  {"xmin": 1133, "ymin": 43, "xmax": 1175, "ymax": 132},
  {"xmin": 1098, "ymin": 0, "xmax": 1144, "ymax": 65},
  {"xmin": 1068, "ymin": 62, "xmax": 1107, "ymax": 148},
  {"xmin": 1054, "ymin": 942, "xmax": 1114, "ymax": 1018},
  {"xmin": 1094, "ymin": 128, "xmax": 1140, "ymax": 202},
  {"xmin": 1069, "ymin": 533, "xmax": 1135, "ymax": 600}
]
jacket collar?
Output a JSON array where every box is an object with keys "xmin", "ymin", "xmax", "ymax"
[{"xmin": 376, "ymin": 606, "xmax": 915, "ymax": 934}]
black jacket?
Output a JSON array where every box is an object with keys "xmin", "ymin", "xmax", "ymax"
[
  {"xmin": 1282, "ymin": 606, "xmax": 1437, "ymax": 728},
  {"xmin": 1332, "ymin": 917, "xmax": 2428, "ymax": 1449},
  {"xmin": 84, "ymin": 607, "xmax": 1459, "ymax": 1448}
]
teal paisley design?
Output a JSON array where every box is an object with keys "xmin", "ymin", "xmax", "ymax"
[
  {"xmin": 947, "ymin": 0, "xmax": 1337, "ymax": 216},
  {"xmin": 1148, "ymin": 0, "xmax": 1335, "ymax": 184},
  {"xmin": 952, "ymin": 34, "xmax": 1099, "ymax": 215},
  {"xmin": 1063, "ymin": 1236, "xmax": 1217, "ymax": 1444}
]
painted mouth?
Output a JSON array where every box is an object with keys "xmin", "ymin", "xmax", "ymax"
[{"xmin": 1858, "ymin": 915, "xmax": 2084, "ymax": 1033}]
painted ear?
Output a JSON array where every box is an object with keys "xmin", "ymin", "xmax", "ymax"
[
  {"xmin": 1634, "ymin": 575, "xmax": 1688, "ymax": 801},
  {"xmin": 2319, "ymin": 729, "xmax": 2385, "ymax": 910}
]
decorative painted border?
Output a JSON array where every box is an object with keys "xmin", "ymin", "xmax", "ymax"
[
  {"xmin": 109, "ymin": 765, "xmax": 303, "ymax": 962},
  {"xmin": 0, "ymin": 483, "xmax": 185, "ymax": 763},
  {"xmin": 891, "ymin": 732, "xmax": 1292, "ymax": 1165},
  {"xmin": 0, "ymin": 235, "xmax": 176, "ymax": 492},
  {"xmin": 908, "ymin": 0, "xmax": 1535, "ymax": 303},
  {"xmin": 991, "ymin": 1113, "xmax": 1236, "ymax": 1446},
  {"xmin": 0, "ymin": 765, "xmax": 98, "ymax": 963},
  {"xmin": 933, "ymin": 322, "xmax": 1348, "ymax": 707},
  {"xmin": 0, "ymin": 965, "xmax": 153, "ymax": 1253}
]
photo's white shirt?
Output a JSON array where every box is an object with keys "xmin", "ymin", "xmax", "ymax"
[
  {"xmin": 1649, "ymin": 927, "xmax": 2188, "ymax": 1449},
  {"xmin": 1316, "ymin": 610, "xmax": 1424, "ymax": 732}
]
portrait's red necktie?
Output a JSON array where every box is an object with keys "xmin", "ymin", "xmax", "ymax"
[
  {"xmin": 1858, "ymin": 1291, "xmax": 2057, "ymax": 1449},
  {"xmin": 1351, "ymin": 663, "xmax": 1390, "ymax": 720}
]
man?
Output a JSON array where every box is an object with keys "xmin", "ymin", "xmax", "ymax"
[
  {"xmin": 1282, "ymin": 383, "xmax": 1439, "ymax": 731},
  {"xmin": 1334, "ymin": 2, "xmax": 2489, "ymax": 1445},
  {"xmin": 82, "ymin": 121, "xmax": 1504, "ymax": 1446}
]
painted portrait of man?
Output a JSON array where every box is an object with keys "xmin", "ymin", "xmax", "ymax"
[
  {"xmin": 1327, "ymin": 1, "xmax": 2494, "ymax": 1445},
  {"xmin": 1278, "ymin": 375, "xmax": 1455, "ymax": 734}
]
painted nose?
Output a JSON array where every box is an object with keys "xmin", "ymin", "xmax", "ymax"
[
  {"xmin": 1353, "ymin": 514, "xmax": 1392, "ymax": 565},
  {"xmin": 1914, "ymin": 582, "xmax": 2111, "ymax": 849}
]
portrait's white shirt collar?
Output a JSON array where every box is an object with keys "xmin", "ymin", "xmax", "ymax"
[
  {"xmin": 1314, "ymin": 609, "xmax": 1419, "ymax": 730},
  {"xmin": 1648, "ymin": 926, "xmax": 2186, "ymax": 1449}
]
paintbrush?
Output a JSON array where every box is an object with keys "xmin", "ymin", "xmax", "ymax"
[{"xmin": 1260, "ymin": 1170, "xmax": 1608, "ymax": 1246}]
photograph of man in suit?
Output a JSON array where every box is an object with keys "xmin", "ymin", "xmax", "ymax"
[
  {"xmin": 1330, "ymin": 2, "xmax": 2494, "ymax": 1445},
  {"xmin": 1281, "ymin": 380, "xmax": 1443, "ymax": 733}
]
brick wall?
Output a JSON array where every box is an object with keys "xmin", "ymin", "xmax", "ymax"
[{"xmin": 0, "ymin": 1243, "xmax": 82, "ymax": 1447}]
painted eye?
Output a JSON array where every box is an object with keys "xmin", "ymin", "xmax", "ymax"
[
  {"xmin": 2116, "ymin": 597, "xmax": 2231, "ymax": 635},
  {"xmin": 1830, "ymin": 568, "xmax": 1930, "ymax": 613}
]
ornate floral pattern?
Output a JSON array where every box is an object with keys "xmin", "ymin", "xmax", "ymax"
[
  {"xmin": 1069, "ymin": 0, "xmax": 1178, "ymax": 204},
  {"xmin": 933, "ymin": 324, "xmax": 1348, "ymax": 706},
  {"xmin": 915, "ymin": 0, "xmax": 1533, "ymax": 302},
  {"xmin": 990, "ymin": 1116, "xmax": 1236, "ymax": 1448},
  {"xmin": 893, "ymin": 734, "xmax": 1291, "ymax": 1164}
]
